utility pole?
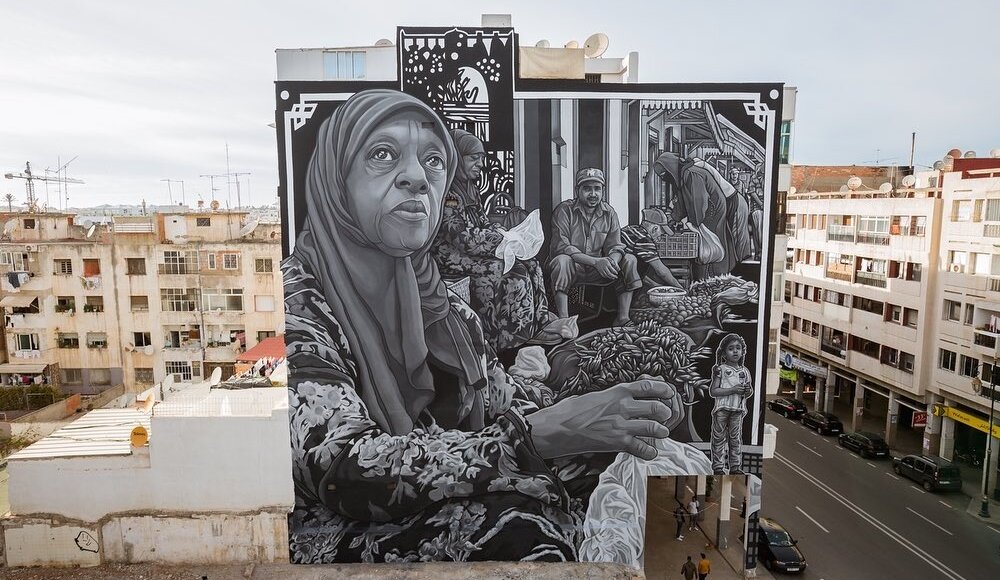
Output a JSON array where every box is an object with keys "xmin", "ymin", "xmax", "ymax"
[{"xmin": 909, "ymin": 132, "xmax": 916, "ymax": 169}]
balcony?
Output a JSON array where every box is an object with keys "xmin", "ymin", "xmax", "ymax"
[
  {"xmin": 856, "ymin": 271, "xmax": 888, "ymax": 288},
  {"xmin": 856, "ymin": 232, "xmax": 890, "ymax": 246},
  {"xmin": 985, "ymin": 224, "xmax": 1000, "ymax": 238},
  {"xmin": 974, "ymin": 329, "xmax": 1000, "ymax": 357},
  {"xmin": 826, "ymin": 225, "xmax": 856, "ymax": 243},
  {"xmin": 158, "ymin": 262, "xmax": 199, "ymax": 275},
  {"xmin": 164, "ymin": 340, "xmax": 202, "ymax": 353},
  {"xmin": 825, "ymin": 267, "xmax": 853, "ymax": 283}
]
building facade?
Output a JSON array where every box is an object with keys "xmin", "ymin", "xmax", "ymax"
[
  {"xmin": 780, "ymin": 153, "xmax": 1000, "ymax": 497},
  {"xmin": 0, "ymin": 209, "xmax": 284, "ymax": 393}
]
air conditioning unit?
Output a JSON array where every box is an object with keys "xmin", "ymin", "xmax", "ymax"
[
  {"xmin": 951, "ymin": 264, "xmax": 965, "ymax": 273},
  {"xmin": 23, "ymin": 244, "xmax": 37, "ymax": 253}
]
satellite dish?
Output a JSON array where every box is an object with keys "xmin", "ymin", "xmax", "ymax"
[
  {"xmin": 564, "ymin": 40, "xmax": 579, "ymax": 49},
  {"xmin": 3, "ymin": 219, "xmax": 17, "ymax": 235},
  {"xmin": 839, "ymin": 185, "xmax": 850, "ymax": 192},
  {"xmin": 964, "ymin": 150, "xmax": 976, "ymax": 158},
  {"xmin": 535, "ymin": 39, "xmax": 551, "ymax": 48},
  {"xmin": 124, "ymin": 343, "xmax": 135, "ymax": 352},
  {"xmin": 143, "ymin": 345, "xmax": 154, "ymax": 356},
  {"xmin": 879, "ymin": 182, "xmax": 893, "ymax": 193},
  {"xmin": 847, "ymin": 176, "xmax": 863, "ymax": 191},
  {"xmin": 82, "ymin": 219, "xmax": 94, "ymax": 228},
  {"xmin": 933, "ymin": 160, "xmax": 945, "ymax": 170},
  {"xmin": 238, "ymin": 218, "xmax": 259, "ymax": 238},
  {"xmin": 210, "ymin": 367, "xmax": 223, "ymax": 385},
  {"xmin": 787, "ymin": 186, "xmax": 797, "ymax": 195},
  {"xmin": 210, "ymin": 200, "xmax": 221, "ymax": 211},
  {"xmin": 901, "ymin": 175, "xmax": 916, "ymax": 188},
  {"xmin": 374, "ymin": 38, "xmax": 393, "ymax": 47},
  {"xmin": 130, "ymin": 426, "xmax": 149, "ymax": 448},
  {"xmin": 86, "ymin": 224, "xmax": 97, "ymax": 238},
  {"xmin": 947, "ymin": 148, "xmax": 962, "ymax": 159},
  {"xmin": 991, "ymin": 148, "xmax": 1000, "ymax": 159},
  {"xmin": 583, "ymin": 33, "xmax": 609, "ymax": 58}
]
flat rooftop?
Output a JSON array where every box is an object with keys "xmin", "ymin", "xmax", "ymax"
[{"xmin": 8, "ymin": 408, "xmax": 150, "ymax": 461}]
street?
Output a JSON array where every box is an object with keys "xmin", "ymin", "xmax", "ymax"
[{"xmin": 763, "ymin": 410, "xmax": 1000, "ymax": 579}]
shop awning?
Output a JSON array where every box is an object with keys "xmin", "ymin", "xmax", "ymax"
[
  {"xmin": 0, "ymin": 363, "xmax": 47, "ymax": 374},
  {"xmin": 237, "ymin": 335, "xmax": 286, "ymax": 362},
  {"xmin": 0, "ymin": 295, "xmax": 38, "ymax": 308}
]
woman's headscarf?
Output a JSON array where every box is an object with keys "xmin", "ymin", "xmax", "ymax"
[
  {"xmin": 449, "ymin": 128, "xmax": 486, "ymax": 206},
  {"xmin": 291, "ymin": 89, "xmax": 489, "ymax": 435}
]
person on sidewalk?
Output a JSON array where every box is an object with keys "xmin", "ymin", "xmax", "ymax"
[
  {"xmin": 681, "ymin": 555, "xmax": 698, "ymax": 580},
  {"xmin": 687, "ymin": 497, "xmax": 700, "ymax": 531},
  {"xmin": 698, "ymin": 553, "xmax": 712, "ymax": 580},
  {"xmin": 674, "ymin": 504, "xmax": 687, "ymax": 540}
]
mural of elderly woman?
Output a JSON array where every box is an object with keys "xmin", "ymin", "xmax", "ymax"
[
  {"xmin": 284, "ymin": 89, "xmax": 683, "ymax": 563},
  {"xmin": 431, "ymin": 129, "xmax": 563, "ymax": 352}
]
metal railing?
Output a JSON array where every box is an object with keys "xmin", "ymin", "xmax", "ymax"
[
  {"xmin": 856, "ymin": 232, "xmax": 890, "ymax": 246},
  {"xmin": 856, "ymin": 271, "xmax": 888, "ymax": 288},
  {"xmin": 826, "ymin": 225, "xmax": 856, "ymax": 243}
]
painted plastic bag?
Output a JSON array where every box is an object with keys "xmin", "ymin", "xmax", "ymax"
[
  {"xmin": 692, "ymin": 223, "xmax": 724, "ymax": 265},
  {"xmin": 495, "ymin": 209, "xmax": 544, "ymax": 274}
]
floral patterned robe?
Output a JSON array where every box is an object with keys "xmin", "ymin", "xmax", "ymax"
[
  {"xmin": 284, "ymin": 257, "xmax": 602, "ymax": 563},
  {"xmin": 431, "ymin": 190, "xmax": 550, "ymax": 352}
]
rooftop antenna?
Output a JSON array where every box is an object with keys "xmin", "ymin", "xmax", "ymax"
[
  {"xmin": 45, "ymin": 156, "xmax": 79, "ymax": 211},
  {"xmin": 230, "ymin": 172, "xmax": 250, "ymax": 210},
  {"xmin": 225, "ymin": 143, "xmax": 233, "ymax": 208},
  {"xmin": 200, "ymin": 174, "xmax": 226, "ymax": 206},
  {"xmin": 5, "ymin": 161, "xmax": 83, "ymax": 213},
  {"xmin": 160, "ymin": 178, "xmax": 175, "ymax": 204}
]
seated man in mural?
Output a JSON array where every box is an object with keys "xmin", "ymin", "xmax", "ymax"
[
  {"xmin": 548, "ymin": 168, "xmax": 643, "ymax": 326},
  {"xmin": 285, "ymin": 90, "xmax": 686, "ymax": 563},
  {"xmin": 652, "ymin": 152, "xmax": 752, "ymax": 280}
]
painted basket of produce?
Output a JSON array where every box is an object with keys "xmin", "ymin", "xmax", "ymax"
[
  {"xmin": 444, "ymin": 276, "xmax": 471, "ymax": 304},
  {"xmin": 646, "ymin": 285, "xmax": 686, "ymax": 306},
  {"xmin": 656, "ymin": 231, "xmax": 699, "ymax": 259}
]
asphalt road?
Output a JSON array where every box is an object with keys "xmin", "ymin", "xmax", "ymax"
[{"xmin": 762, "ymin": 409, "xmax": 1000, "ymax": 579}]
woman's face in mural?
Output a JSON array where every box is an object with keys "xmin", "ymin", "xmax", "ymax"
[
  {"xmin": 462, "ymin": 152, "xmax": 486, "ymax": 181},
  {"xmin": 345, "ymin": 110, "xmax": 448, "ymax": 256}
]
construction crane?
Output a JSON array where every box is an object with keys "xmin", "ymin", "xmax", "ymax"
[{"xmin": 4, "ymin": 161, "xmax": 84, "ymax": 212}]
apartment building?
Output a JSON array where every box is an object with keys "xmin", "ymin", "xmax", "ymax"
[
  {"xmin": 0, "ymin": 208, "xmax": 283, "ymax": 394},
  {"xmin": 781, "ymin": 152, "xmax": 1000, "ymax": 496}
]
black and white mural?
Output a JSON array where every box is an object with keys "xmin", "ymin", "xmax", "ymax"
[{"xmin": 275, "ymin": 24, "xmax": 781, "ymax": 566}]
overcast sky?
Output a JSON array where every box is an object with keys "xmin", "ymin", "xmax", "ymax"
[{"xmin": 1, "ymin": 1, "xmax": 997, "ymax": 208}]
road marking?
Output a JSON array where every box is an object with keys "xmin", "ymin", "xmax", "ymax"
[
  {"xmin": 885, "ymin": 472, "xmax": 900, "ymax": 480},
  {"xmin": 988, "ymin": 526, "xmax": 1000, "ymax": 535},
  {"xmin": 795, "ymin": 506, "xmax": 830, "ymax": 533},
  {"xmin": 906, "ymin": 507, "xmax": 953, "ymax": 536},
  {"xmin": 866, "ymin": 462, "xmax": 878, "ymax": 468},
  {"xmin": 796, "ymin": 441, "xmax": 822, "ymax": 457},
  {"xmin": 775, "ymin": 453, "xmax": 967, "ymax": 580},
  {"xmin": 938, "ymin": 501, "xmax": 952, "ymax": 509},
  {"xmin": 910, "ymin": 486, "xmax": 927, "ymax": 495}
]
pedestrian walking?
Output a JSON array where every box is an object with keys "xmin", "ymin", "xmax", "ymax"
[
  {"xmin": 697, "ymin": 553, "xmax": 711, "ymax": 580},
  {"xmin": 687, "ymin": 497, "xmax": 700, "ymax": 531},
  {"xmin": 674, "ymin": 504, "xmax": 687, "ymax": 540},
  {"xmin": 680, "ymin": 555, "xmax": 697, "ymax": 580}
]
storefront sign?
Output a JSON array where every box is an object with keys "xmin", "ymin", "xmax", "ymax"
[
  {"xmin": 911, "ymin": 412, "xmax": 927, "ymax": 428},
  {"xmin": 781, "ymin": 351, "xmax": 825, "ymax": 377},
  {"xmin": 931, "ymin": 404, "xmax": 1000, "ymax": 438}
]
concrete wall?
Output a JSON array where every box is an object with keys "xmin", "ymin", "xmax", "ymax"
[{"xmin": 0, "ymin": 393, "xmax": 80, "ymax": 439}]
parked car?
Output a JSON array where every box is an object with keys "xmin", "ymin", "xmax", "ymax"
[
  {"xmin": 757, "ymin": 516, "xmax": 807, "ymax": 574},
  {"xmin": 800, "ymin": 411, "xmax": 843, "ymax": 435},
  {"xmin": 838, "ymin": 431, "xmax": 890, "ymax": 459},
  {"xmin": 767, "ymin": 397, "xmax": 808, "ymax": 419},
  {"xmin": 891, "ymin": 454, "xmax": 962, "ymax": 492}
]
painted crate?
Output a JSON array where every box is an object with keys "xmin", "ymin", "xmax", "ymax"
[{"xmin": 656, "ymin": 231, "xmax": 699, "ymax": 259}]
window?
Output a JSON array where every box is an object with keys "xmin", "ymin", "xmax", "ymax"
[
  {"xmin": 852, "ymin": 296, "xmax": 884, "ymax": 315},
  {"xmin": 223, "ymin": 253, "xmax": 239, "ymax": 270},
  {"xmin": 53, "ymin": 259, "xmax": 72, "ymax": 275},
  {"xmin": 55, "ymin": 296, "xmax": 76, "ymax": 313},
  {"xmin": 900, "ymin": 352, "xmax": 915, "ymax": 373},
  {"xmin": 778, "ymin": 120, "xmax": 792, "ymax": 164},
  {"xmin": 196, "ymin": 217, "xmax": 211, "ymax": 227},
  {"xmin": 887, "ymin": 304, "xmax": 902, "ymax": 323},
  {"xmin": 964, "ymin": 304, "xmax": 975, "ymax": 325},
  {"xmin": 960, "ymin": 355, "xmax": 979, "ymax": 378},
  {"xmin": 207, "ymin": 253, "xmax": 217, "ymax": 269},
  {"xmin": 983, "ymin": 362, "xmax": 994, "ymax": 383},
  {"xmin": 947, "ymin": 251, "xmax": 967, "ymax": 273},
  {"xmin": 160, "ymin": 250, "xmax": 199, "ymax": 274},
  {"xmin": 905, "ymin": 263, "xmax": 922, "ymax": 282},
  {"xmin": 784, "ymin": 214, "xmax": 797, "ymax": 236},
  {"xmin": 135, "ymin": 368, "xmax": 154, "ymax": 384},
  {"xmin": 857, "ymin": 216, "xmax": 890, "ymax": 245},
  {"xmin": 910, "ymin": 216, "xmax": 927, "ymax": 236},
  {"xmin": 131, "ymin": 295, "xmax": 149, "ymax": 312},
  {"xmin": 57, "ymin": 332, "xmax": 79, "ymax": 349},
  {"xmin": 192, "ymin": 361, "xmax": 202, "ymax": 378},
  {"xmin": 951, "ymin": 200, "xmax": 972, "ymax": 222},
  {"xmin": 903, "ymin": 308, "xmax": 918, "ymax": 328},
  {"xmin": 973, "ymin": 253, "xmax": 992, "ymax": 275},
  {"xmin": 90, "ymin": 368, "xmax": 111, "ymax": 385},
  {"xmin": 824, "ymin": 290, "xmax": 849, "ymax": 307},
  {"xmin": 133, "ymin": 332, "xmax": 152, "ymax": 347},
  {"xmin": 944, "ymin": 299, "xmax": 962, "ymax": 322},
  {"xmin": 84, "ymin": 296, "xmax": 104, "ymax": 313},
  {"xmin": 986, "ymin": 199, "xmax": 1000, "ymax": 222},
  {"xmin": 165, "ymin": 361, "xmax": 193, "ymax": 382},
  {"xmin": 0, "ymin": 251, "xmax": 29, "ymax": 271},
  {"xmin": 161, "ymin": 288, "xmax": 199, "ymax": 312},
  {"xmin": 82, "ymin": 258, "xmax": 100, "ymax": 276},
  {"xmin": 255, "ymin": 258, "xmax": 273, "ymax": 273},
  {"xmin": 850, "ymin": 336, "xmax": 880, "ymax": 358},
  {"xmin": 202, "ymin": 288, "xmax": 243, "ymax": 311},
  {"xmin": 14, "ymin": 333, "xmax": 39, "ymax": 351},
  {"xmin": 939, "ymin": 349, "xmax": 957, "ymax": 372},
  {"xmin": 86, "ymin": 332, "xmax": 108, "ymax": 348},
  {"xmin": 974, "ymin": 199, "xmax": 985, "ymax": 222},
  {"xmin": 323, "ymin": 50, "xmax": 366, "ymax": 80},
  {"xmin": 23, "ymin": 218, "xmax": 36, "ymax": 229},
  {"xmin": 255, "ymin": 295, "xmax": 275, "ymax": 312},
  {"xmin": 126, "ymin": 258, "xmax": 146, "ymax": 275},
  {"xmin": 61, "ymin": 368, "xmax": 82, "ymax": 384},
  {"xmin": 257, "ymin": 330, "xmax": 277, "ymax": 342}
]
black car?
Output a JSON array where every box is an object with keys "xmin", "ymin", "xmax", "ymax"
[
  {"xmin": 757, "ymin": 516, "xmax": 807, "ymax": 574},
  {"xmin": 800, "ymin": 411, "xmax": 843, "ymax": 435},
  {"xmin": 767, "ymin": 397, "xmax": 808, "ymax": 419},
  {"xmin": 892, "ymin": 454, "xmax": 962, "ymax": 492},
  {"xmin": 838, "ymin": 431, "xmax": 890, "ymax": 459}
]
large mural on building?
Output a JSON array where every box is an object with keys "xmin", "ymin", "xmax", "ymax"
[{"xmin": 276, "ymin": 24, "xmax": 781, "ymax": 566}]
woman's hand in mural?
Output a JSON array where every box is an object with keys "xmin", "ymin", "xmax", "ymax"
[{"xmin": 526, "ymin": 377, "xmax": 681, "ymax": 461}]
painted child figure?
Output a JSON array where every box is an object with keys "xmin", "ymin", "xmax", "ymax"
[{"xmin": 709, "ymin": 334, "xmax": 753, "ymax": 475}]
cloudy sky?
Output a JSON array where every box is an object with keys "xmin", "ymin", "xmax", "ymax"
[{"xmin": 1, "ymin": 1, "xmax": 996, "ymax": 208}]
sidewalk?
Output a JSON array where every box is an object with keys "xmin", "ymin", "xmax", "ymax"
[{"xmin": 644, "ymin": 476, "xmax": 774, "ymax": 579}]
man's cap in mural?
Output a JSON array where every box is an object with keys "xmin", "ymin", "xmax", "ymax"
[{"xmin": 576, "ymin": 167, "xmax": 606, "ymax": 187}]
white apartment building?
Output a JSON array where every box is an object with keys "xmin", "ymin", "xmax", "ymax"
[
  {"xmin": 0, "ymin": 209, "xmax": 283, "ymax": 394},
  {"xmin": 781, "ymin": 153, "xmax": 1000, "ymax": 498}
]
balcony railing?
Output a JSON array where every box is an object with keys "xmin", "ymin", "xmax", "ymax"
[
  {"xmin": 856, "ymin": 271, "xmax": 888, "ymax": 288},
  {"xmin": 985, "ymin": 224, "xmax": 1000, "ymax": 238},
  {"xmin": 826, "ymin": 267, "xmax": 853, "ymax": 282},
  {"xmin": 826, "ymin": 225, "xmax": 856, "ymax": 243},
  {"xmin": 989, "ymin": 277, "xmax": 1000, "ymax": 293},
  {"xmin": 158, "ymin": 262, "xmax": 198, "ymax": 275},
  {"xmin": 856, "ymin": 232, "xmax": 890, "ymax": 246},
  {"xmin": 975, "ymin": 332, "xmax": 998, "ymax": 350},
  {"xmin": 820, "ymin": 342, "xmax": 847, "ymax": 358}
]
